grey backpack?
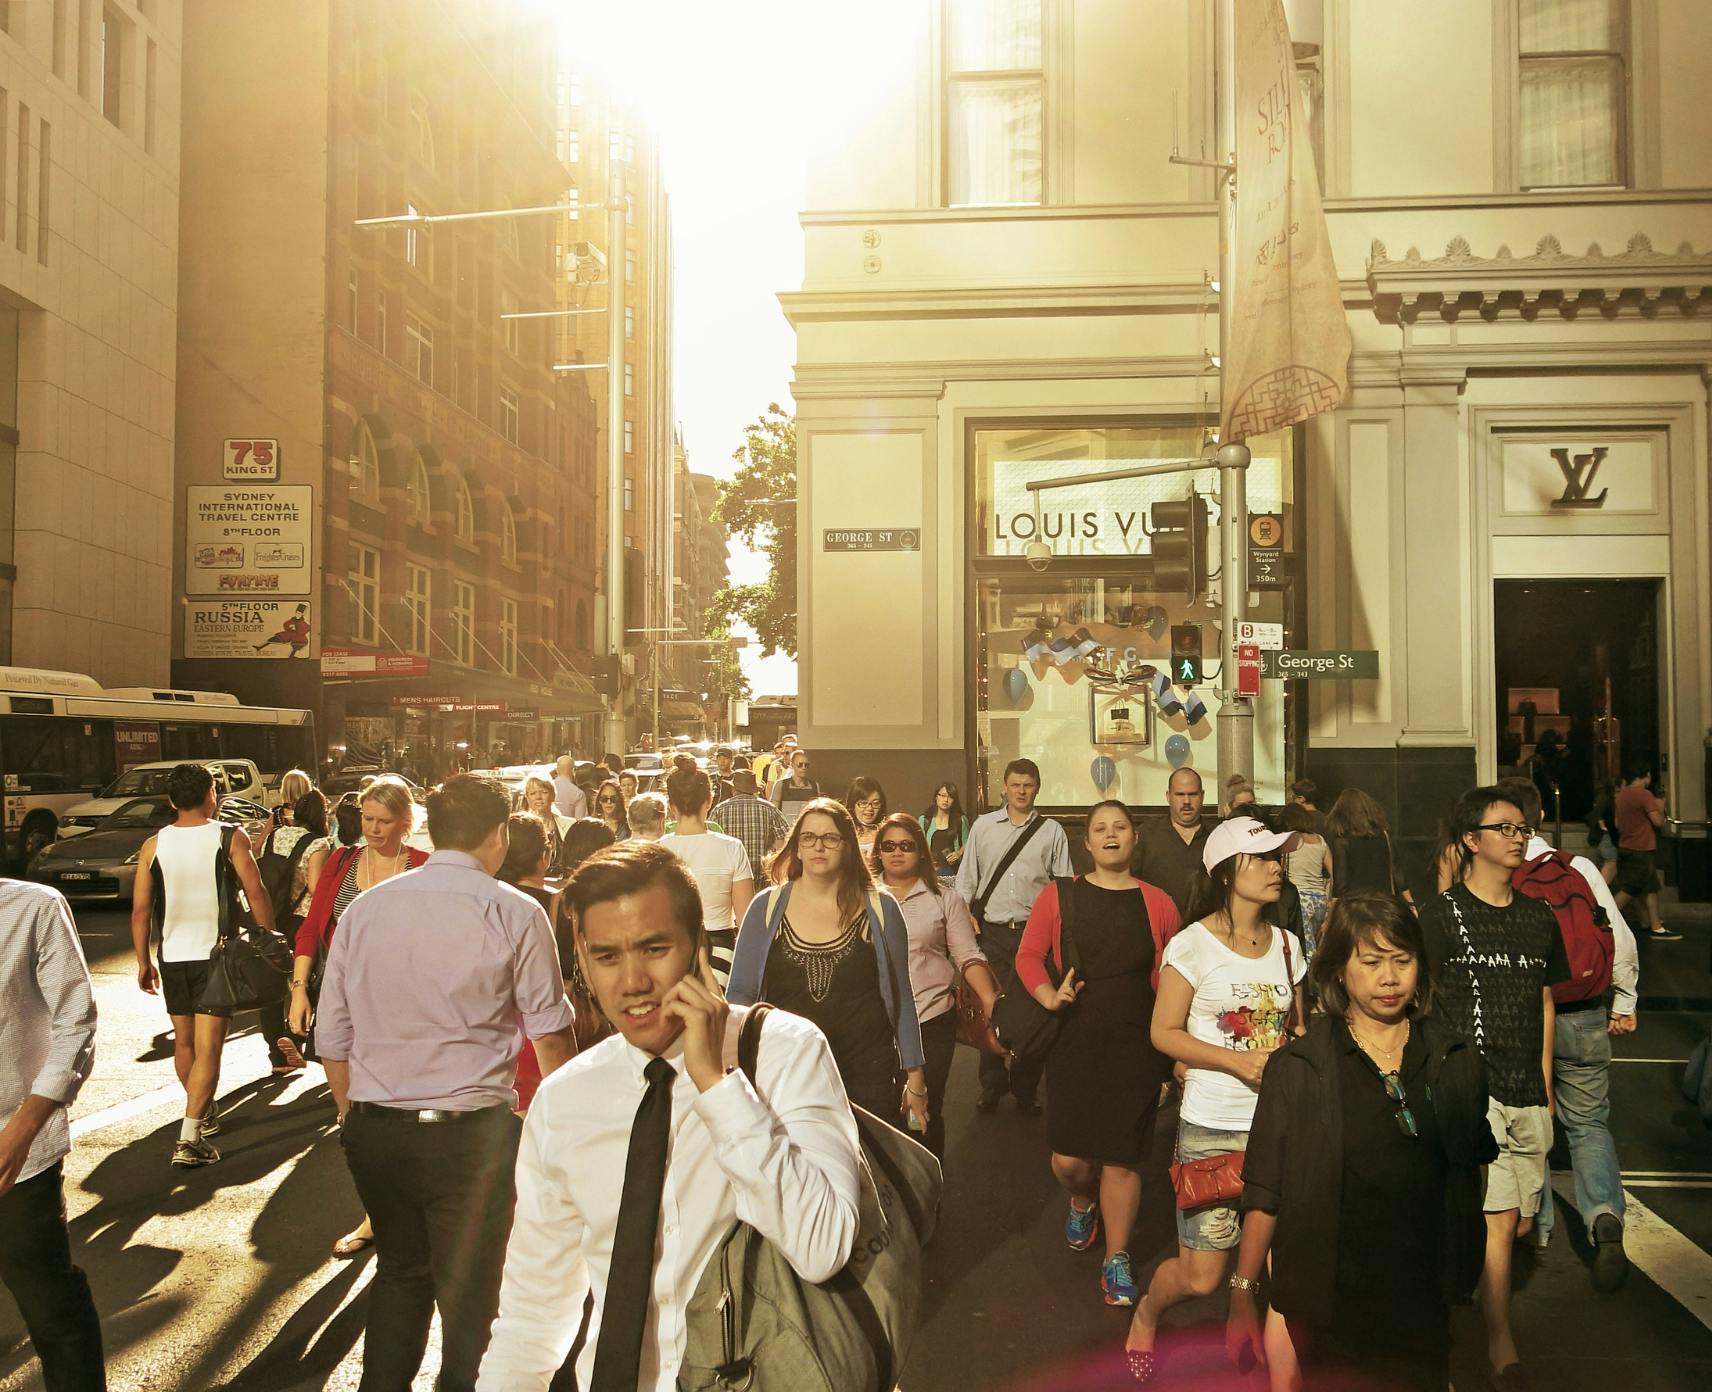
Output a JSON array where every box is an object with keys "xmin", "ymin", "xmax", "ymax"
[{"xmin": 679, "ymin": 1003, "xmax": 942, "ymax": 1391}]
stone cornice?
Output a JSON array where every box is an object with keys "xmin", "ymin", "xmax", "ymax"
[{"xmin": 1366, "ymin": 233, "xmax": 1712, "ymax": 322}]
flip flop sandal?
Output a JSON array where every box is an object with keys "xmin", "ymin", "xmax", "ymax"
[
  {"xmin": 1125, "ymin": 1349, "xmax": 1158, "ymax": 1384},
  {"xmin": 332, "ymin": 1232, "xmax": 375, "ymax": 1258}
]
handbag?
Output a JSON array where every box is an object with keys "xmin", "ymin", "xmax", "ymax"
[
  {"xmin": 952, "ymin": 973, "xmax": 1004, "ymax": 1056},
  {"xmin": 988, "ymin": 877, "xmax": 1081, "ymax": 1068},
  {"xmin": 198, "ymin": 824, "xmax": 293, "ymax": 1013},
  {"xmin": 680, "ymin": 1003, "xmax": 942, "ymax": 1392},
  {"xmin": 1169, "ymin": 1149, "xmax": 1247, "ymax": 1211}
]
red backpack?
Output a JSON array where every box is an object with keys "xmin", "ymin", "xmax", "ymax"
[{"xmin": 1512, "ymin": 850, "xmax": 1613, "ymax": 1005}]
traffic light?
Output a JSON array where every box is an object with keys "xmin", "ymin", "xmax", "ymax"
[
  {"xmin": 1151, "ymin": 495, "xmax": 1210, "ymax": 599},
  {"xmin": 592, "ymin": 655, "xmax": 620, "ymax": 697},
  {"xmin": 1170, "ymin": 624, "xmax": 1203, "ymax": 685}
]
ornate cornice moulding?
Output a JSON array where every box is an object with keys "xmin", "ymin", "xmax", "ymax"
[{"xmin": 1365, "ymin": 233, "xmax": 1712, "ymax": 322}]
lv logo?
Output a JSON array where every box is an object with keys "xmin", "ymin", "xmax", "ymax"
[{"xmin": 1550, "ymin": 447, "xmax": 1609, "ymax": 509}]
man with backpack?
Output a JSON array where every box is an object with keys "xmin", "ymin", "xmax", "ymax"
[{"xmin": 1497, "ymin": 777, "xmax": 1638, "ymax": 1292}]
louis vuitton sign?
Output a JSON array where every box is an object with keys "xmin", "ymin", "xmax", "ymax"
[{"xmin": 1499, "ymin": 438, "xmax": 1659, "ymax": 519}]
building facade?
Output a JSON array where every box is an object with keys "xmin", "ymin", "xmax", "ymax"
[
  {"xmin": 787, "ymin": 0, "xmax": 1712, "ymax": 885},
  {"xmin": 174, "ymin": 0, "xmax": 604, "ymax": 772},
  {"xmin": 0, "ymin": 0, "xmax": 180, "ymax": 683}
]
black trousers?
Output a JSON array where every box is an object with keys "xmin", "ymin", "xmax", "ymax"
[
  {"xmin": 918, "ymin": 1010, "xmax": 959, "ymax": 1161},
  {"xmin": 341, "ymin": 1105, "xmax": 522, "ymax": 1392},
  {"xmin": 977, "ymin": 921, "xmax": 1042, "ymax": 1103},
  {"xmin": 0, "ymin": 1163, "xmax": 105, "ymax": 1392}
]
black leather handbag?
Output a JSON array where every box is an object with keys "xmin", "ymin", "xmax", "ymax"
[
  {"xmin": 989, "ymin": 877, "xmax": 1081, "ymax": 1068},
  {"xmin": 197, "ymin": 823, "xmax": 292, "ymax": 1013}
]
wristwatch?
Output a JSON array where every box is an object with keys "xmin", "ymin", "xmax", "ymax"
[{"xmin": 1228, "ymin": 1274, "xmax": 1261, "ymax": 1293}]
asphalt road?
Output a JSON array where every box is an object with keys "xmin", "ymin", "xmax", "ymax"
[{"xmin": 2, "ymin": 902, "xmax": 1709, "ymax": 1391}]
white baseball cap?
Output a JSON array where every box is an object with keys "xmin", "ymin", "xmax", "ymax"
[{"xmin": 1203, "ymin": 815, "xmax": 1295, "ymax": 872}]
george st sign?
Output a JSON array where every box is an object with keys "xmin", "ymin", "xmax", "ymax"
[{"xmin": 1263, "ymin": 649, "xmax": 1379, "ymax": 680}]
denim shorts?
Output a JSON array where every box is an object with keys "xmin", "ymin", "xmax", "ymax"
[{"xmin": 1174, "ymin": 1120, "xmax": 1249, "ymax": 1251}]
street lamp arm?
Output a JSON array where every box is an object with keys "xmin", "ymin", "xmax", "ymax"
[{"xmin": 354, "ymin": 202, "xmax": 580, "ymax": 229}]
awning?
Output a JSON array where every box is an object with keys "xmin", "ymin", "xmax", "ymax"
[{"xmin": 330, "ymin": 660, "xmax": 606, "ymax": 717}]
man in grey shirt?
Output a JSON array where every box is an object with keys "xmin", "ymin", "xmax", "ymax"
[
  {"xmin": 317, "ymin": 774, "xmax": 578, "ymax": 1392},
  {"xmin": 0, "ymin": 879, "xmax": 103, "ymax": 1390},
  {"xmin": 552, "ymin": 755, "xmax": 587, "ymax": 820},
  {"xmin": 769, "ymin": 747, "xmax": 821, "ymax": 822},
  {"xmin": 956, "ymin": 758, "xmax": 1073, "ymax": 1114}
]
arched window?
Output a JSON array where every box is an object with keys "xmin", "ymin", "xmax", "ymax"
[
  {"xmin": 349, "ymin": 420, "xmax": 381, "ymax": 501},
  {"xmin": 453, "ymin": 468, "xmax": 475, "ymax": 543},
  {"xmin": 404, "ymin": 449, "xmax": 431, "ymax": 527},
  {"xmin": 409, "ymin": 93, "xmax": 436, "ymax": 169},
  {"xmin": 500, "ymin": 501, "xmax": 518, "ymax": 565}
]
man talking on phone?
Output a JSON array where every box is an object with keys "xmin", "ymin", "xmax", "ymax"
[{"xmin": 477, "ymin": 841, "xmax": 862, "ymax": 1391}]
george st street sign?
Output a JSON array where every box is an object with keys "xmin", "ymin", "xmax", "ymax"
[{"xmin": 1262, "ymin": 649, "xmax": 1380, "ymax": 680}]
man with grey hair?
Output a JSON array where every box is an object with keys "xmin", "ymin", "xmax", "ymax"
[{"xmin": 1132, "ymin": 766, "xmax": 1211, "ymax": 920}]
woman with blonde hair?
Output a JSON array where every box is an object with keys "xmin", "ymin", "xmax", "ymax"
[
  {"xmin": 729, "ymin": 797, "xmax": 928, "ymax": 1130},
  {"xmin": 1325, "ymin": 787, "xmax": 1402, "ymax": 903}
]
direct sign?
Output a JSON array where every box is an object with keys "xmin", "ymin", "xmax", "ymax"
[
  {"xmin": 1263, "ymin": 649, "xmax": 1380, "ymax": 680},
  {"xmin": 822, "ymin": 528, "xmax": 920, "ymax": 552},
  {"xmin": 1235, "ymin": 620, "xmax": 1284, "ymax": 651},
  {"xmin": 1249, "ymin": 513, "xmax": 1284, "ymax": 589}
]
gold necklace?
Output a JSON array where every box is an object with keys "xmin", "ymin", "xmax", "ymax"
[
  {"xmin": 1349, "ymin": 1017, "xmax": 1410, "ymax": 1066},
  {"xmin": 366, "ymin": 844, "xmax": 406, "ymax": 882}
]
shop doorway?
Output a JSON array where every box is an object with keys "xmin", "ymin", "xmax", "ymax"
[{"xmin": 1493, "ymin": 579, "xmax": 1661, "ymax": 827}]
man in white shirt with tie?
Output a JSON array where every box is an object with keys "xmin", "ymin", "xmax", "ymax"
[{"xmin": 477, "ymin": 840, "xmax": 861, "ymax": 1392}]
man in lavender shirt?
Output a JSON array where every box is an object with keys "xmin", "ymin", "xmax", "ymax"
[{"xmin": 316, "ymin": 774, "xmax": 577, "ymax": 1392}]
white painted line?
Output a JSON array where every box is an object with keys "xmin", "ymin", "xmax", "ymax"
[
  {"xmin": 1551, "ymin": 1175, "xmax": 1712, "ymax": 1333},
  {"xmin": 1621, "ymin": 1171, "xmax": 1712, "ymax": 1180},
  {"xmin": 70, "ymin": 1082, "xmax": 186, "ymax": 1139},
  {"xmin": 1610, "ymin": 1057, "xmax": 1692, "ymax": 1065},
  {"xmin": 1625, "ymin": 1181, "xmax": 1712, "ymax": 1191}
]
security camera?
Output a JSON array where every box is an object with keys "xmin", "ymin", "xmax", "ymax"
[
  {"xmin": 1025, "ymin": 539, "xmax": 1053, "ymax": 572},
  {"xmin": 569, "ymin": 241, "xmax": 607, "ymax": 268}
]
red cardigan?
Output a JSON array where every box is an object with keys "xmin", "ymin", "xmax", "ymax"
[
  {"xmin": 1015, "ymin": 876, "xmax": 1181, "ymax": 996},
  {"xmin": 293, "ymin": 844, "xmax": 432, "ymax": 959}
]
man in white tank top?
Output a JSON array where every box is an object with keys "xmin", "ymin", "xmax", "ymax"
[{"xmin": 129, "ymin": 763, "xmax": 274, "ymax": 1168}]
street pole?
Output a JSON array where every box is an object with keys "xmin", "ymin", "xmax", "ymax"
[
  {"xmin": 1215, "ymin": 0, "xmax": 1254, "ymax": 789},
  {"xmin": 603, "ymin": 155, "xmax": 628, "ymax": 757}
]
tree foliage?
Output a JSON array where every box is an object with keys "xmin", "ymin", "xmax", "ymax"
[
  {"xmin": 708, "ymin": 403, "xmax": 797, "ymax": 658},
  {"xmin": 700, "ymin": 624, "xmax": 752, "ymax": 704}
]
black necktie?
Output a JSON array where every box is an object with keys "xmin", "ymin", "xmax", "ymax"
[{"xmin": 589, "ymin": 1055, "xmax": 675, "ymax": 1392}]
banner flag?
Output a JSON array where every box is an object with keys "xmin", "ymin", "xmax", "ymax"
[{"xmin": 1220, "ymin": 0, "xmax": 1352, "ymax": 444}]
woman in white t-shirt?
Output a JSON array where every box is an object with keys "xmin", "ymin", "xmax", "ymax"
[
  {"xmin": 658, "ymin": 762, "xmax": 753, "ymax": 988},
  {"xmin": 1125, "ymin": 815, "xmax": 1307, "ymax": 1385}
]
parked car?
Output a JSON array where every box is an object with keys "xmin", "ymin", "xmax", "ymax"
[
  {"xmin": 53, "ymin": 760, "xmax": 262, "ymax": 841},
  {"xmin": 322, "ymin": 766, "xmax": 426, "ymax": 802},
  {"xmin": 29, "ymin": 796, "xmax": 176, "ymax": 901}
]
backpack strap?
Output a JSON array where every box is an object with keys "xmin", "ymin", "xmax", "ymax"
[
  {"xmin": 1052, "ymin": 876, "xmax": 1082, "ymax": 979},
  {"xmin": 737, "ymin": 1001, "xmax": 774, "ymax": 1085}
]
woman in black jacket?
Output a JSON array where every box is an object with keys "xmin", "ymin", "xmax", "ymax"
[{"xmin": 1224, "ymin": 892, "xmax": 1497, "ymax": 1392}]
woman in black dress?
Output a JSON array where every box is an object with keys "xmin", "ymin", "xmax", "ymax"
[{"xmin": 1015, "ymin": 799, "xmax": 1182, "ymax": 1308}]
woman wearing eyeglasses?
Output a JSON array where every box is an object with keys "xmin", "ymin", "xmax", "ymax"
[
  {"xmin": 1125, "ymin": 815, "xmax": 1306, "ymax": 1383},
  {"xmin": 868, "ymin": 812, "xmax": 997, "ymax": 1160},
  {"xmin": 728, "ymin": 798, "xmax": 928, "ymax": 1132},
  {"xmin": 592, "ymin": 778, "xmax": 629, "ymax": 840},
  {"xmin": 1223, "ymin": 893, "xmax": 1497, "ymax": 1392},
  {"xmin": 844, "ymin": 776, "xmax": 888, "ymax": 857}
]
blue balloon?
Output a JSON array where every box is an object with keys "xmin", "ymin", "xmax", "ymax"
[
  {"xmin": 1003, "ymin": 668, "xmax": 1028, "ymax": 703},
  {"xmin": 1165, "ymin": 734, "xmax": 1192, "ymax": 769},
  {"xmin": 1090, "ymin": 756, "xmax": 1116, "ymax": 792}
]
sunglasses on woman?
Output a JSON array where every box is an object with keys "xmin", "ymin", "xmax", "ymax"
[
  {"xmin": 1381, "ymin": 1071, "xmax": 1419, "ymax": 1139},
  {"xmin": 877, "ymin": 839, "xmax": 917, "ymax": 854}
]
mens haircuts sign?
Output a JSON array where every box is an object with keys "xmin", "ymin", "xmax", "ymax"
[{"xmin": 186, "ymin": 486, "xmax": 312, "ymax": 595}]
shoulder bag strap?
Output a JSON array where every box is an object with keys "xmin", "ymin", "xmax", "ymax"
[
  {"xmin": 216, "ymin": 823, "xmax": 240, "ymax": 940},
  {"xmin": 737, "ymin": 1001, "xmax": 774, "ymax": 1085},
  {"xmin": 1054, "ymin": 875, "xmax": 1081, "ymax": 977},
  {"xmin": 1278, "ymin": 927, "xmax": 1299, "ymax": 1034},
  {"xmin": 971, "ymin": 814, "xmax": 1048, "ymax": 922}
]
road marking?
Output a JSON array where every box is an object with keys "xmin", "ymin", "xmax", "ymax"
[
  {"xmin": 1551, "ymin": 1175, "xmax": 1712, "ymax": 1333},
  {"xmin": 69, "ymin": 1082, "xmax": 186, "ymax": 1139},
  {"xmin": 1625, "ymin": 1181, "xmax": 1712, "ymax": 1191},
  {"xmin": 1610, "ymin": 1057, "xmax": 1692, "ymax": 1065}
]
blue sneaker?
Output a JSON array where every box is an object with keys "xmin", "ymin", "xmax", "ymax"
[
  {"xmin": 1102, "ymin": 1251, "xmax": 1137, "ymax": 1306},
  {"xmin": 1065, "ymin": 1199, "xmax": 1099, "ymax": 1252}
]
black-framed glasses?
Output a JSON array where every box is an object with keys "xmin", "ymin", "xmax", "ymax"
[
  {"xmin": 798, "ymin": 831, "xmax": 844, "ymax": 850},
  {"xmin": 1381, "ymin": 1071, "xmax": 1419, "ymax": 1139},
  {"xmin": 1476, "ymin": 821, "xmax": 1535, "ymax": 840},
  {"xmin": 877, "ymin": 839, "xmax": 916, "ymax": 854}
]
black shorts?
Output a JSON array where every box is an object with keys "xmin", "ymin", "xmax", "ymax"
[
  {"xmin": 158, "ymin": 958, "xmax": 230, "ymax": 1018},
  {"xmin": 1613, "ymin": 850, "xmax": 1659, "ymax": 898}
]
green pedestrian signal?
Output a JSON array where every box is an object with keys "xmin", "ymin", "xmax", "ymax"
[{"xmin": 1170, "ymin": 625, "xmax": 1202, "ymax": 685}]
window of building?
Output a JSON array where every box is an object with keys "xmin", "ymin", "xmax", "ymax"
[
  {"xmin": 348, "ymin": 542, "xmax": 380, "ymax": 646},
  {"xmin": 500, "ymin": 502, "xmax": 518, "ymax": 564},
  {"xmin": 405, "ymin": 314, "xmax": 433, "ymax": 385},
  {"xmin": 409, "ymin": 91, "xmax": 436, "ymax": 169},
  {"xmin": 453, "ymin": 468, "xmax": 475, "ymax": 542},
  {"xmin": 501, "ymin": 288, "xmax": 520, "ymax": 355},
  {"xmin": 567, "ymin": 132, "xmax": 579, "ymax": 164},
  {"xmin": 624, "ymin": 305, "xmax": 634, "ymax": 339},
  {"xmin": 375, "ymin": 288, "xmax": 388, "ymax": 353},
  {"xmin": 499, "ymin": 385, "xmax": 519, "ymax": 444},
  {"xmin": 969, "ymin": 420, "xmax": 1294, "ymax": 810},
  {"xmin": 404, "ymin": 449, "xmax": 431, "ymax": 527},
  {"xmin": 499, "ymin": 598, "xmax": 518, "ymax": 675},
  {"xmin": 13, "ymin": 102, "xmax": 25, "ymax": 254},
  {"xmin": 945, "ymin": 0, "xmax": 1044, "ymax": 207},
  {"xmin": 405, "ymin": 563, "xmax": 431, "ymax": 655},
  {"xmin": 624, "ymin": 419, "xmax": 634, "ymax": 454},
  {"xmin": 403, "ymin": 201, "xmax": 423, "ymax": 268},
  {"xmin": 625, "ymin": 249, "xmax": 636, "ymax": 283},
  {"xmin": 452, "ymin": 580, "xmax": 475, "ymax": 665},
  {"xmin": 101, "ymin": 6, "xmax": 123, "ymax": 128},
  {"xmin": 1518, "ymin": 0, "xmax": 1627, "ymax": 188},
  {"xmin": 77, "ymin": 0, "xmax": 91, "ymax": 98},
  {"xmin": 346, "ymin": 269, "xmax": 358, "ymax": 332},
  {"xmin": 624, "ymin": 362, "xmax": 634, "ymax": 397},
  {"xmin": 453, "ymin": 348, "xmax": 471, "ymax": 410},
  {"xmin": 35, "ymin": 120, "xmax": 48, "ymax": 266},
  {"xmin": 626, "ymin": 193, "xmax": 635, "ymax": 226},
  {"xmin": 144, "ymin": 38, "xmax": 156, "ymax": 153},
  {"xmin": 623, "ymin": 477, "xmax": 635, "ymax": 512},
  {"xmin": 349, "ymin": 420, "xmax": 381, "ymax": 501},
  {"xmin": 52, "ymin": 2, "xmax": 67, "ymax": 78}
]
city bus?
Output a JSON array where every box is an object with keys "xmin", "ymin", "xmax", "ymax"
[{"xmin": 0, "ymin": 667, "xmax": 316, "ymax": 865}]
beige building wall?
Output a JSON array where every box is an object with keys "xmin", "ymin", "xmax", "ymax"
[
  {"xmin": 0, "ymin": 0, "xmax": 181, "ymax": 683},
  {"xmin": 788, "ymin": 1, "xmax": 1712, "ymax": 878}
]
